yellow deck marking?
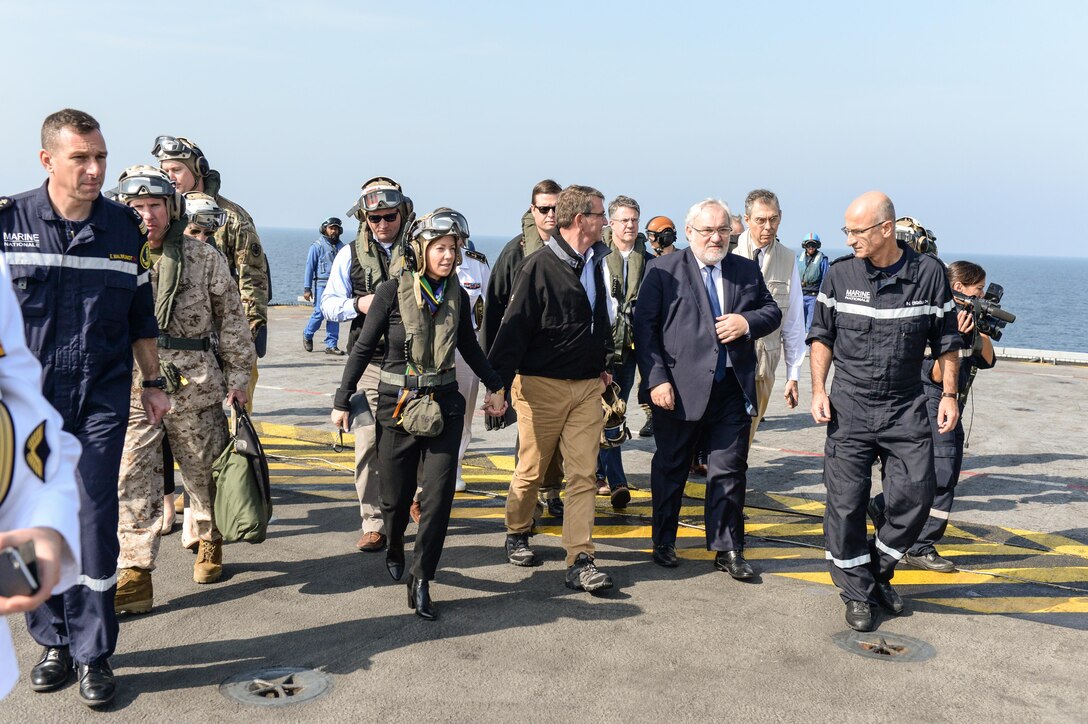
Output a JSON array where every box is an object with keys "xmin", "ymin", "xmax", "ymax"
[
  {"xmin": 917, "ymin": 597, "xmax": 1088, "ymax": 614},
  {"xmin": 765, "ymin": 492, "xmax": 828, "ymax": 514}
]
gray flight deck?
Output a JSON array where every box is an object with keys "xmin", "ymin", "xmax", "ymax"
[{"xmin": 5, "ymin": 306, "xmax": 1087, "ymax": 721}]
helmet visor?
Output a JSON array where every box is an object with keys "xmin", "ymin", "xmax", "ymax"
[
  {"xmin": 151, "ymin": 135, "xmax": 196, "ymax": 160},
  {"xmin": 415, "ymin": 210, "xmax": 470, "ymax": 241},
  {"xmin": 118, "ymin": 174, "xmax": 175, "ymax": 197},
  {"xmin": 361, "ymin": 186, "xmax": 404, "ymax": 212}
]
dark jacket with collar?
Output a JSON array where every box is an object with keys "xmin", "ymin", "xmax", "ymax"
[
  {"xmin": 633, "ymin": 247, "xmax": 781, "ymax": 421},
  {"xmin": 488, "ymin": 231, "xmax": 614, "ymax": 388}
]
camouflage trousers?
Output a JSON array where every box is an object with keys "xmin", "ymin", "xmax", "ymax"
[{"xmin": 117, "ymin": 403, "xmax": 229, "ymax": 571}]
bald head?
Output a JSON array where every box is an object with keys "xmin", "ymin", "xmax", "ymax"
[
  {"xmin": 844, "ymin": 191, "xmax": 899, "ymax": 265},
  {"xmin": 846, "ymin": 191, "xmax": 895, "ymax": 227}
]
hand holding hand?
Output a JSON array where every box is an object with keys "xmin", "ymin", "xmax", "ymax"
[{"xmin": 482, "ymin": 390, "xmax": 508, "ymax": 417}]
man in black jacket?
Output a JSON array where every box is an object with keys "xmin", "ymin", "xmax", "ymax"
[
  {"xmin": 489, "ymin": 185, "xmax": 615, "ymax": 593},
  {"xmin": 482, "ymin": 179, "xmax": 565, "ymax": 516}
]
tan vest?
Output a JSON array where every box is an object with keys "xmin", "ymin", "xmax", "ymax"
[{"xmin": 734, "ymin": 230, "xmax": 793, "ymax": 355}]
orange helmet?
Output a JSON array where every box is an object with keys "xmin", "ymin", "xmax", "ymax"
[{"xmin": 646, "ymin": 215, "xmax": 675, "ymax": 233}]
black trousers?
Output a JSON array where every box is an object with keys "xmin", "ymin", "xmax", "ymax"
[
  {"xmin": 875, "ymin": 386, "xmax": 964, "ymax": 556},
  {"xmin": 823, "ymin": 386, "xmax": 935, "ymax": 605},
  {"xmin": 649, "ymin": 372, "xmax": 751, "ymax": 551},
  {"xmin": 376, "ymin": 394, "xmax": 465, "ymax": 581}
]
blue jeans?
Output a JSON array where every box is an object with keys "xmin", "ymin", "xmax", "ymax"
[
  {"xmin": 597, "ymin": 355, "xmax": 638, "ymax": 489},
  {"xmin": 303, "ymin": 283, "xmax": 339, "ymax": 348}
]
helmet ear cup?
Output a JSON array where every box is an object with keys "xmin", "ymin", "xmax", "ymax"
[{"xmin": 194, "ymin": 152, "xmax": 210, "ymax": 177}]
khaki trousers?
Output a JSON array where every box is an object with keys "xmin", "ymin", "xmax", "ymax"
[
  {"xmin": 354, "ymin": 361, "xmax": 385, "ymax": 534},
  {"xmin": 749, "ymin": 342, "xmax": 781, "ymax": 445},
  {"xmin": 120, "ymin": 404, "xmax": 228, "ymax": 570},
  {"xmin": 506, "ymin": 375, "xmax": 604, "ymax": 565}
]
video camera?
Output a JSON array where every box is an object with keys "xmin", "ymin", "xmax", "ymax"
[{"xmin": 953, "ymin": 282, "xmax": 1016, "ymax": 341}]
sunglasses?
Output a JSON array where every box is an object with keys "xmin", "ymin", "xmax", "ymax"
[
  {"xmin": 533, "ymin": 205, "xmax": 556, "ymax": 216},
  {"xmin": 369, "ymin": 211, "xmax": 400, "ymax": 224}
]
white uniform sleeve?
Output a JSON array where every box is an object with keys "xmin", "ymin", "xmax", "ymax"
[
  {"xmin": 782, "ymin": 263, "xmax": 807, "ymax": 381},
  {"xmin": 319, "ymin": 245, "xmax": 358, "ymax": 323},
  {"xmin": 0, "ymin": 255, "xmax": 83, "ymax": 698}
]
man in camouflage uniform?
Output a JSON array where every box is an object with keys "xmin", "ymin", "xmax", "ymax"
[
  {"xmin": 114, "ymin": 168, "xmax": 254, "ymax": 611},
  {"xmin": 152, "ymin": 135, "xmax": 268, "ymax": 404}
]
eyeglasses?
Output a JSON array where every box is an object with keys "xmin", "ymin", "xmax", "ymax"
[
  {"xmin": 151, "ymin": 135, "xmax": 196, "ymax": 160},
  {"xmin": 368, "ymin": 211, "xmax": 400, "ymax": 224},
  {"xmin": 749, "ymin": 215, "xmax": 780, "ymax": 227},
  {"xmin": 841, "ymin": 220, "xmax": 890, "ymax": 238},
  {"xmin": 690, "ymin": 226, "xmax": 731, "ymax": 238},
  {"xmin": 611, "ymin": 218, "xmax": 640, "ymax": 226},
  {"xmin": 532, "ymin": 205, "xmax": 556, "ymax": 216},
  {"xmin": 361, "ymin": 186, "xmax": 403, "ymax": 212}
]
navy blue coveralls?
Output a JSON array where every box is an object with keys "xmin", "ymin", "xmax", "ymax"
[
  {"xmin": 876, "ymin": 339, "xmax": 995, "ymax": 556},
  {"xmin": 806, "ymin": 242, "xmax": 962, "ymax": 605},
  {"xmin": 1, "ymin": 182, "xmax": 157, "ymax": 665}
]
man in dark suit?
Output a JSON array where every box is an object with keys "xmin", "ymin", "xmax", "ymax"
[{"xmin": 634, "ymin": 198, "xmax": 782, "ymax": 579}]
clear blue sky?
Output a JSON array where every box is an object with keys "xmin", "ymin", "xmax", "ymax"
[{"xmin": 2, "ymin": 1, "xmax": 1085, "ymax": 257}]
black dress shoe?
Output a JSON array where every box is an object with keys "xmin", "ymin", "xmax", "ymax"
[
  {"xmin": 407, "ymin": 577, "xmax": 437, "ymax": 620},
  {"xmin": 714, "ymin": 551, "xmax": 755, "ymax": 580},
  {"xmin": 30, "ymin": 646, "xmax": 73, "ymax": 692},
  {"xmin": 652, "ymin": 544, "xmax": 679, "ymax": 568},
  {"xmin": 386, "ymin": 544, "xmax": 405, "ymax": 582},
  {"xmin": 76, "ymin": 659, "xmax": 115, "ymax": 707},
  {"xmin": 845, "ymin": 600, "xmax": 874, "ymax": 631},
  {"xmin": 874, "ymin": 580, "xmax": 904, "ymax": 615},
  {"xmin": 638, "ymin": 417, "xmax": 654, "ymax": 438},
  {"xmin": 546, "ymin": 497, "xmax": 564, "ymax": 518}
]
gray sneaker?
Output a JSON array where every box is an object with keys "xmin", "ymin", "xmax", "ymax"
[
  {"xmin": 565, "ymin": 553, "xmax": 613, "ymax": 593},
  {"xmin": 505, "ymin": 534, "xmax": 537, "ymax": 567}
]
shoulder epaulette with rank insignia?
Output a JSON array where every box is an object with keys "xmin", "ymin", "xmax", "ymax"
[
  {"xmin": 464, "ymin": 248, "xmax": 488, "ymax": 265},
  {"xmin": 830, "ymin": 253, "xmax": 854, "ymax": 265},
  {"xmin": 126, "ymin": 206, "xmax": 148, "ymax": 237},
  {"xmin": 0, "ymin": 197, "xmax": 13, "ymax": 214}
]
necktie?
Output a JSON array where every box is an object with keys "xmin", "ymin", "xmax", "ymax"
[{"xmin": 703, "ymin": 266, "xmax": 727, "ymax": 382}]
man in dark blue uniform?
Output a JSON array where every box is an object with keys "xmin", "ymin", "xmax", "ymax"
[
  {"xmin": 0, "ymin": 109, "xmax": 170, "ymax": 707},
  {"xmin": 807, "ymin": 191, "xmax": 962, "ymax": 632}
]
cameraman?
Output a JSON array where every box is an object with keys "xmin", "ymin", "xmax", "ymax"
[{"xmin": 874, "ymin": 260, "xmax": 995, "ymax": 573}]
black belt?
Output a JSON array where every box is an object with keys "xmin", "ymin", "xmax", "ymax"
[
  {"xmin": 379, "ymin": 369, "xmax": 457, "ymax": 389},
  {"xmin": 157, "ymin": 334, "xmax": 211, "ymax": 351}
]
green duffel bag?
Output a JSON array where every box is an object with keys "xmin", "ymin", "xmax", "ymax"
[{"xmin": 212, "ymin": 402, "xmax": 272, "ymax": 544}]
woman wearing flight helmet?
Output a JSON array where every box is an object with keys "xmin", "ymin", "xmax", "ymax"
[{"xmin": 331, "ymin": 209, "xmax": 507, "ymax": 620}]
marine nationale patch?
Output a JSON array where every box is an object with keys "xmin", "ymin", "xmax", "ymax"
[
  {"xmin": 24, "ymin": 420, "xmax": 49, "ymax": 482},
  {"xmin": 0, "ymin": 401, "xmax": 14, "ymax": 507},
  {"xmin": 139, "ymin": 241, "xmax": 151, "ymax": 269}
]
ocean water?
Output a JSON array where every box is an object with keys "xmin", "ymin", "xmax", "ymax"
[{"xmin": 260, "ymin": 228, "xmax": 1087, "ymax": 354}]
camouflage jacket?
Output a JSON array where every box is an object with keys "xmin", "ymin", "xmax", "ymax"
[
  {"xmin": 130, "ymin": 232, "xmax": 255, "ymax": 414},
  {"xmin": 204, "ymin": 169, "xmax": 269, "ymax": 334}
]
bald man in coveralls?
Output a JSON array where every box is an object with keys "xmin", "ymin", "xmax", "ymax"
[{"xmin": 634, "ymin": 198, "xmax": 781, "ymax": 578}]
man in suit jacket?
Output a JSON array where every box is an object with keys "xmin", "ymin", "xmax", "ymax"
[{"xmin": 634, "ymin": 198, "xmax": 781, "ymax": 579}]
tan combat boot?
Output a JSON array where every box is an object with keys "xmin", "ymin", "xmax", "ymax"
[
  {"xmin": 115, "ymin": 567, "xmax": 153, "ymax": 614},
  {"xmin": 193, "ymin": 540, "xmax": 223, "ymax": 584}
]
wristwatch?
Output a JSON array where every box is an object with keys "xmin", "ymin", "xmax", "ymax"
[
  {"xmin": 142, "ymin": 377, "xmax": 167, "ymax": 389},
  {"xmin": 941, "ymin": 392, "xmax": 957, "ymax": 399}
]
